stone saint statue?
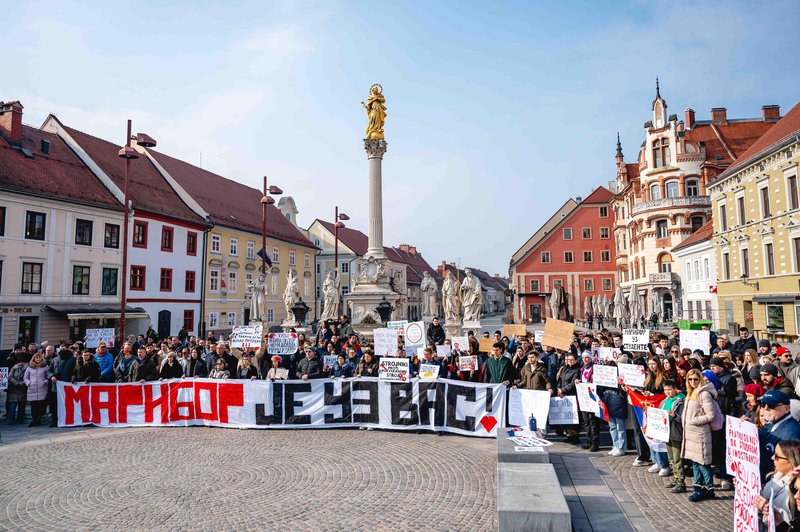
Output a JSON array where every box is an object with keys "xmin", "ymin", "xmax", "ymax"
[
  {"xmin": 420, "ymin": 271, "xmax": 438, "ymax": 317},
  {"xmin": 362, "ymin": 84, "xmax": 386, "ymax": 139},
  {"xmin": 283, "ymin": 270, "xmax": 300, "ymax": 321},
  {"xmin": 442, "ymin": 271, "xmax": 461, "ymax": 323},
  {"xmin": 460, "ymin": 268, "xmax": 483, "ymax": 322},
  {"xmin": 320, "ymin": 270, "xmax": 341, "ymax": 321},
  {"xmin": 249, "ymin": 273, "xmax": 268, "ymax": 322}
]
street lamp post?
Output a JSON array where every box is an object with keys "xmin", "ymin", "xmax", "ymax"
[
  {"xmin": 334, "ymin": 206, "xmax": 349, "ymax": 316},
  {"xmin": 260, "ymin": 176, "xmax": 283, "ymax": 274}
]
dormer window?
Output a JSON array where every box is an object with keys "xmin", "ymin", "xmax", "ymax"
[{"xmin": 652, "ymin": 138, "xmax": 669, "ymax": 168}]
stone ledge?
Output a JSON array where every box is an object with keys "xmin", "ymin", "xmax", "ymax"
[{"xmin": 497, "ymin": 462, "xmax": 571, "ymax": 532}]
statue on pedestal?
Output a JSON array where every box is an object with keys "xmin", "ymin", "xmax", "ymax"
[
  {"xmin": 283, "ymin": 270, "xmax": 300, "ymax": 322},
  {"xmin": 249, "ymin": 273, "xmax": 268, "ymax": 322},
  {"xmin": 442, "ymin": 271, "xmax": 461, "ymax": 323},
  {"xmin": 420, "ymin": 271, "xmax": 438, "ymax": 317},
  {"xmin": 461, "ymin": 269, "xmax": 483, "ymax": 322},
  {"xmin": 362, "ymin": 84, "xmax": 386, "ymax": 140},
  {"xmin": 320, "ymin": 270, "xmax": 341, "ymax": 321}
]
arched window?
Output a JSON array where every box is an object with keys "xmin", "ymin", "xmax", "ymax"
[
  {"xmin": 686, "ymin": 179, "xmax": 699, "ymax": 197},
  {"xmin": 652, "ymin": 138, "xmax": 669, "ymax": 168},
  {"xmin": 658, "ymin": 252, "xmax": 673, "ymax": 273},
  {"xmin": 656, "ymin": 219, "xmax": 669, "ymax": 239},
  {"xmin": 650, "ymin": 183, "xmax": 661, "ymax": 201},
  {"xmin": 665, "ymin": 181, "xmax": 679, "ymax": 198}
]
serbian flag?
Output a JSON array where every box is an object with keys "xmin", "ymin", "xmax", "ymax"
[
  {"xmin": 597, "ymin": 398, "xmax": 610, "ymax": 422},
  {"xmin": 627, "ymin": 388, "xmax": 667, "ymax": 452}
]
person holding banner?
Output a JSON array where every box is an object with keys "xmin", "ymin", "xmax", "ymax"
[
  {"xmin": 356, "ymin": 351, "xmax": 379, "ymax": 377},
  {"xmin": 296, "ymin": 347, "xmax": 323, "ymax": 380},
  {"xmin": 556, "ymin": 352, "xmax": 582, "ymax": 445},
  {"xmin": 6, "ymin": 359, "xmax": 28, "ymax": 424},
  {"xmin": 95, "ymin": 342, "xmax": 114, "ymax": 383},
  {"xmin": 185, "ymin": 347, "xmax": 208, "ymax": 378},
  {"xmin": 72, "ymin": 351, "xmax": 101, "ymax": 384},
  {"xmin": 331, "ymin": 354, "xmax": 355, "ymax": 378},
  {"xmin": 681, "ymin": 368, "xmax": 720, "ymax": 502},
  {"xmin": 265, "ymin": 356, "xmax": 288, "ymax": 380},
  {"xmin": 234, "ymin": 354, "xmax": 259, "ymax": 380},
  {"xmin": 24, "ymin": 353, "xmax": 51, "ymax": 427},
  {"xmin": 755, "ymin": 440, "xmax": 800, "ymax": 529}
]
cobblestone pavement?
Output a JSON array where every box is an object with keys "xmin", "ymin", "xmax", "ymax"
[{"xmin": 0, "ymin": 427, "xmax": 497, "ymax": 531}]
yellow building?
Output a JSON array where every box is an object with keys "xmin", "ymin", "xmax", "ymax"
[
  {"xmin": 708, "ymin": 103, "xmax": 800, "ymax": 342},
  {"xmin": 146, "ymin": 150, "xmax": 317, "ymax": 335}
]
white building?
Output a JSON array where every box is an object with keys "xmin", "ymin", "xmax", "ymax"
[{"xmin": 671, "ymin": 221, "xmax": 719, "ymax": 328}]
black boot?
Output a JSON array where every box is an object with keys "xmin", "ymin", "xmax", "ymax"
[{"xmin": 688, "ymin": 485, "xmax": 704, "ymax": 502}]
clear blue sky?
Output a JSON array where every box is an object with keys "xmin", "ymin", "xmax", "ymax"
[{"xmin": 5, "ymin": 0, "xmax": 800, "ymax": 276}]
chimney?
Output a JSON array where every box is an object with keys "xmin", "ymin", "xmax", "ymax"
[
  {"xmin": 762, "ymin": 105, "xmax": 781, "ymax": 122},
  {"xmin": 711, "ymin": 107, "xmax": 727, "ymax": 124},
  {"xmin": 0, "ymin": 101, "xmax": 23, "ymax": 143},
  {"xmin": 399, "ymin": 244, "xmax": 410, "ymax": 252},
  {"xmin": 409, "ymin": 246, "xmax": 416, "ymax": 254},
  {"xmin": 685, "ymin": 108, "xmax": 695, "ymax": 129}
]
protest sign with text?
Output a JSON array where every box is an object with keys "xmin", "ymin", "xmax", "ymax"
[
  {"xmin": 451, "ymin": 336, "xmax": 469, "ymax": 352},
  {"xmin": 378, "ymin": 358, "xmax": 410, "ymax": 382},
  {"xmin": 419, "ymin": 364, "xmax": 440, "ymax": 379},
  {"xmin": 595, "ymin": 347, "xmax": 620, "ymax": 362},
  {"xmin": 403, "ymin": 321, "xmax": 425, "ymax": 350},
  {"xmin": 541, "ymin": 318, "xmax": 573, "ymax": 351},
  {"xmin": 644, "ymin": 407, "xmax": 670, "ymax": 442},
  {"xmin": 681, "ymin": 330, "xmax": 710, "ymax": 357},
  {"xmin": 623, "ymin": 329, "xmax": 650, "ymax": 352},
  {"xmin": 266, "ymin": 332, "xmax": 297, "ymax": 355},
  {"xmin": 592, "ymin": 365, "xmax": 619, "ymax": 388},
  {"xmin": 548, "ymin": 396, "xmax": 579, "ymax": 425},
  {"xmin": 508, "ymin": 388, "xmax": 551, "ymax": 429},
  {"xmin": 86, "ymin": 328, "xmax": 115, "ymax": 349},
  {"xmin": 478, "ymin": 338, "xmax": 495, "ymax": 353},
  {"xmin": 576, "ymin": 383, "xmax": 600, "ymax": 415},
  {"xmin": 726, "ymin": 416, "xmax": 760, "ymax": 532},
  {"xmin": 618, "ymin": 363, "xmax": 646, "ymax": 387},
  {"xmin": 534, "ymin": 330, "xmax": 544, "ymax": 344},
  {"xmin": 504, "ymin": 324, "xmax": 527, "ymax": 337},
  {"xmin": 323, "ymin": 355, "xmax": 338, "ymax": 372},
  {"xmin": 233, "ymin": 325, "xmax": 265, "ymax": 350},
  {"xmin": 436, "ymin": 345, "xmax": 451, "ymax": 358},
  {"xmin": 458, "ymin": 355, "xmax": 478, "ymax": 372},
  {"xmin": 373, "ymin": 328, "xmax": 399, "ymax": 358}
]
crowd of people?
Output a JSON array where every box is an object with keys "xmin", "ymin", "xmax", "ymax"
[{"xmin": 4, "ymin": 318, "xmax": 800, "ymax": 528}]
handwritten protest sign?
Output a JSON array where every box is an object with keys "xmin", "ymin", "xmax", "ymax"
[
  {"xmin": 387, "ymin": 320, "xmax": 408, "ymax": 336},
  {"xmin": 645, "ymin": 407, "xmax": 670, "ymax": 442},
  {"xmin": 374, "ymin": 328, "xmax": 399, "ymax": 357},
  {"xmin": 86, "ymin": 328, "xmax": 115, "ymax": 348},
  {"xmin": 726, "ymin": 416, "xmax": 760, "ymax": 532},
  {"xmin": 266, "ymin": 332, "xmax": 297, "ymax": 355},
  {"xmin": 576, "ymin": 383, "xmax": 600, "ymax": 415},
  {"xmin": 378, "ymin": 357, "xmax": 410, "ymax": 382},
  {"xmin": 592, "ymin": 365, "xmax": 619, "ymax": 388},
  {"xmin": 534, "ymin": 330, "xmax": 544, "ymax": 344},
  {"xmin": 436, "ymin": 345, "xmax": 451, "ymax": 358},
  {"xmin": 681, "ymin": 329, "xmax": 710, "ymax": 357},
  {"xmin": 458, "ymin": 355, "xmax": 478, "ymax": 372},
  {"xmin": 323, "ymin": 355, "xmax": 338, "ymax": 372},
  {"xmin": 508, "ymin": 388, "xmax": 551, "ymax": 428},
  {"xmin": 541, "ymin": 318, "xmax": 573, "ymax": 351},
  {"xmin": 623, "ymin": 329, "xmax": 650, "ymax": 352},
  {"xmin": 478, "ymin": 338, "xmax": 494, "ymax": 352},
  {"xmin": 274, "ymin": 368, "xmax": 289, "ymax": 380},
  {"xmin": 0, "ymin": 367, "xmax": 7, "ymax": 390},
  {"xmin": 548, "ymin": 396, "xmax": 579, "ymax": 425},
  {"xmin": 596, "ymin": 347, "xmax": 620, "ymax": 362},
  {"xmin": 504, "ymin": 324, "xmax": 527, "ymax": 337},
  {"xmin": 404, "ymin": 321, "xmax": 425, "ymax": 348},
  {"xmin": 232, "ymin": 325, "xmax": 265, "ymax": 350},
  {"xmin": 618, "ymin": 363, "xmax": 646, "ymax": 387},
  {"xmin": 451, "ymin": 336, "xmax": 469, "ymax": 352},
  {"xmin": 419, "ymin": 364, "xmax": 440, "ymax": 379}
]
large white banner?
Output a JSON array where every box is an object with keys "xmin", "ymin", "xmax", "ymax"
[
  {"xmin": 508, "ymin": 388, "xmax": 550, "ymax": 429},
  {"xmin": 56, "ymin": 378, "xmax": 506, "ymax": 437}
]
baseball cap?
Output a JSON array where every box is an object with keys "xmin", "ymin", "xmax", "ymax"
[{"xmin": 761, "ymin": 390, "xmax": 790, "ymax": 408}]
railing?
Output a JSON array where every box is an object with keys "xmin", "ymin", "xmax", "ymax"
[
  {"xmin": 631, "ymin": 195, "xmax": 710, "ymax": 215},
  {"xmin": 649, "ymin": 272, "xmax": 676, "ymax": 283}
]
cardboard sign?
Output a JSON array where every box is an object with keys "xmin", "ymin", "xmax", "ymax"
[
  {"xmin": 623, "ymin": 329, "xmax": 650, "ymax": 352},
  {"xmin": 504, "ymin": 324, "xmax": 527, "ymax": 337},
  {"xmin": 436, "ymin": 345, "xmax": 451, "ymax": 358},
  {"xmin": 274, "ymin": 368, "xmax": 289, "ymax": 380},
  {"xmin": 596, "ymin": 347, "xmax": 620, "ymax": 362},
  {"xmin": 534, "ymin": 330, "xmax": 544, "ymax": 344},
  {"xmin": 374, "ymin": 328, "xmax": 399, "ymax": 358},
  {"xmin": 419, "ymin": 363, "xmax": 440, "ymax": 379},
  {"xmin": 458, "ymin": 355, "xmax": 478, "ymax": 372},
  {"xmin": 404, "ymin": 321, "xmax": 425, "ymax": 347},
  {"xmin": 681, "ymin": 329, "xmax": 710, "ymax": 357},
  {"xmin": 541, "ymin": 318, "xmax": 574, "ymax": 351},
  {"xmin": 508, "ymin": 388, "xmax": 551, "ymax": 428},
  {"xmin": 548, "ymin": 396, "xmax": 579, "ymax": 425},
  {"xmin": 451, "ymin": 336, "xmax": 469, "ymax": 352},
  {"xmin": 618, "ymin": 363, "xmax": 646, "ymax": 387},
  {"xmin": 0, "ymin": 367, "xmax": 7, "ymax": 390},
  {"xmin": 323, "ymin": 355, "xmax": 338, "ymax": 372},
  {"xmin": 592, "ymin": 365, "xmax": 619, "ymax": 388},
  {"xmin": 576, "ymin": 382, "xmax": 600, "ymax": 415},
  {"xmin": 266, "ymin": 332, "xmax": 297, "ymax": 355},
  {"xmin": 726, "ymin": 416, "xmax": 760, "ymax": 532},
  {"xmin": 645, "ymin": 407, "xmax": 670, "ymax": 442},
  {"xmin": 232, "ymin": 325, "xmax": 265, "ymax": 350},
  {"xmin": 378, "ymin": 357, "xmax": 410, "ymax": 382},
  {"xmin": 86, "ymin": 328, "xmax": 115, "ymax": 349},
  {"xmin": 478, "ymin": 338, "xmax": 495, "ymax": 353}
]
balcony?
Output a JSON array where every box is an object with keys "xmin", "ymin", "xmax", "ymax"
[
  {"xmin": 649, "ymin": 272, "xmax": 679, "ymax": 285},
  {"xmin": 631, "ymin": 195, "xmax": 711, "ymax": 215},
  {"xmin": 616, "ymin": 252, "xmax": 628, "ymax": 270}
]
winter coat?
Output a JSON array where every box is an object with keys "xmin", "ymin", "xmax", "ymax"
[
  {"xmin": 234, "ymin": 366, "xmax": 258, "ymax": 380},
  {"xmin": 715, "ymin": 369, "xmax": 740, "ymax": 417},
  {"xmin": 518, "ymin": 361, "xmax": 551, "ymax": 391},
  {"xmin": 208, "ymin": 369, "xmax": 230, "ymax": 379},
  {"xmin": 662, "ymin": 395, "xmax": 685, "ymax": 442},
  {"xmin": 482, "ymin": 355, "xmax": 513, "ymax": 384},
  {"xmin": 72, "ymin": 358, "xmax": 101, "ymax": 383},
  {"xmin": 332, "ymin": 360, "xmax": 355, "ymax": 378},
  {"xmin": 95, "ymin": 352, "xmax": 115, "ymax": 382},
  {"xmin": 185, "ymin": 357, "xmax": 208, "ymax": 378},
  {"xmin": 160, "ymin": 360, "xmax": 185, "ymax": 379},
  {"xmin": 601, "ymin": 388, "xmax": 627, "ymax": 419},
  {"xmin": 556, "ymin": 363, "xmax": 582, "ymax": 396},
  {"xmin": 681, "ymin": 383, "xmax": 718, "ymax": 465},
  {"xmin": 296, "ymin": 357, "xmax": 323, "ymax": 379},
  {"xmin": 50, "ymin": 351, "xmax": 76, "ymax": 391},
  {"xmin": 356, "ymin": 357, "xmax": 380, "ymax": 377},
  {"xmin": 733, "ymin": 335, "xmax": 757, "ymax": 356},
  {"xmin": 129, "ymin": 357, "xmax": 158, "ymax": 382},
  {"xmin": 760, "ymin": 414, "xmax": 800, "ymax": 482},
  {"xmin": 24, "ymin": 364, "xmax": 51, "ymax": 401},
  {"xmin": 7, "ymin": 363, "xmax": 28, "ymax": 402},
  {"xmin": 426, "ymin": 323, "xmax": 445, "ymax": 346}
]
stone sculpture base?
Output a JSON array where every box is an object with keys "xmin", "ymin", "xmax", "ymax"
[
  {"xmin": 345, "ymin": 290, "xmax": 402, "ymax": 341},
  {"xmin": 462, "ymin": 320, "xmax": 482, "ymax": 334},
  {"xmin": 444, "ymin": 321, "xmax": 462, "ymax": 339}
]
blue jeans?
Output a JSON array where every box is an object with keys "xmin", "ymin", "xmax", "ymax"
[
  {"xmin": 608, "ymin": 417, "xmax": 627, "ymax": 452},
  {"xmin": 652, "ymin": 450, "xmax": 669, "ymax": 469},
  {"xmin": 691, "ymin": 461, "xmax": 714, "ymax": 489}
]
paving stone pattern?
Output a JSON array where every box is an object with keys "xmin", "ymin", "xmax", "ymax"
[{"xmin": 0, "ymin": 427, "xmax": 497, "ymax": 531}]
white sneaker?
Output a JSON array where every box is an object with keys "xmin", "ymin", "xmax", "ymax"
[
  {"xmin": 658, "ymin": 468, "xmax": 672, "ymax": 477},
  {"xmin": 611, "ymin": 449, "xmax": 625, "ymax": 457},
  {"xmin": 632, "ymin": 458, "xmax": 652, "ymax": 467},
  {"xmin": 647, "ymin": 464, "xmax": 661, "ymax": 473},
  {"xmin": 720, "ymin": 480, "xmax": 733, "ymax": 490},
  {"xmin": 608, "ymin": 448, "xmax": 618, "ymax": 455}
]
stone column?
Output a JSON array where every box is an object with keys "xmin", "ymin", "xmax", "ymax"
[{"xmin": 364, "ymin": 139, "xmax": 388, "ymax": 260}]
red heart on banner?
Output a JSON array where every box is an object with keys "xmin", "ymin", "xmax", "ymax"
[{"xmin": 480, "ymin": 415, "xmax": 497, "ymax": 433}]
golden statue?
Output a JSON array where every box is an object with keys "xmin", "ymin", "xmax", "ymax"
[{"xmin": 362, "ymin": 84, "xmax": 386, "ymax": 139}]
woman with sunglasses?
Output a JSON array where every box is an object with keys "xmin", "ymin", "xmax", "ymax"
[
  {"xmin": 681, "ymin": 368, "xmax": 721, "ymax": 502},
  {"xmin": 209, "ymin": 358, "xmax": 230, "ymax": 379},
  {"xmin": 755, "ymin": 440, "xmax": 800, "ymax": 529}
]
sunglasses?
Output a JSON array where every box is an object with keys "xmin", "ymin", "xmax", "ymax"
[
  {"xmin": 687, "ymin": 377, "xmax": 700, "ymax": 382},
  {"xmin": 216, "ymin": 362, "xmax": 225, "ymax": 366}
]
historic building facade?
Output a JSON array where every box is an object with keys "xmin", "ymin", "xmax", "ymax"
[
  {"xmin": 611, "ymin": 85, "xmax": 777, "ymax": 322},
  {"xmin": 671, "ymin": 221, "xmax": 719, "ymax": 328},
  {"xmin": 708, "ymin": 102, "xmax": 800, "ymax": 341}
]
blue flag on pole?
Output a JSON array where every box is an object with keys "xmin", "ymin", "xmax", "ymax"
[{"xmin": 257, "ymin": 247, "xmax": 273, "ymax": 267}]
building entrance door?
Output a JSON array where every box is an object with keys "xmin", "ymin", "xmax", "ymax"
[
  {"xmin": 158, "ymin": 310, "xmax": 171, "ymax": 340},
  {"xmin": 18, "ymin": 316, "xmax": 38, "ymax": 345},
  {"xmin": 662, "ymin": 293, "xmax": 673, "ymax": 322},
  {"xmin": 531, "ymin": 304, "xmax": 541, "ymax": 323}
]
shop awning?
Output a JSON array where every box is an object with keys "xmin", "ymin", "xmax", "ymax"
[
  {"xmin": 43, "ymin": 305, "xmax": 150, "ymax": 320},
  {"xmin": 752, "ymin": 295, "xmax": 800, "ymax": 303}
]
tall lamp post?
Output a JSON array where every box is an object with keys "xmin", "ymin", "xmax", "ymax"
[
  {"xmin": 117, "ymin": 120, "xmax": 156, "ymax": 342},
  {"xmin": 333, "ymin": 206, "xmax": 349, "ymax": 318},
  {"xmin": 260, "ymin": 176, "xmax": 283, "ymax": 274}
]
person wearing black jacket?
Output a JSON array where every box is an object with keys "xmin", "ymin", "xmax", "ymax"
[
  {"xmin": 72, "ymin": 351, "xmax": 101, "ymax": 384},
  {"xmin": 296, "ymin": 348, "xmax": 323, "ymax": 379},
  {"xmin": 732, "ymin": 327, "xmax": 757, "ymax": 357},
  {"xmin": 159, "ymin": 352, "xmax": 184, "ymax": 379},
  {"xmin": 555, "ymin": 353, "xmax": 582, "ymax": 444},
  {"xmin": 709, "ymin": 356, "xmax": 737, "ymax": 490},
  {"xmin": 129, "ymin": 348, "xmax": 158, "ymax": 382},
  {"xmin": 426, "ymin": 317, "xmax": 446, "ymax": 346},
  {"xmin": 185, "ymin": 348, "xmax": 208, "ymax": 378}
]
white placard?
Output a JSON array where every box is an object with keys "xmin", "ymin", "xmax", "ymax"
[
  {"xmin": 0, "ymin": 367, "xmax": 7, "ymax": 390},
  {"xmin": 458, "ymin": 355, "xmax": 478, "ymax": 372},
  {"xmin": 274, "ymin": 368, "xmax": 289, "ymax": 380},
  {"xmin": 232, "ymin": 325, "xmax": 265, "ymax": 350},
  {"xmin": 387, "ymin": 320, "xmax": 408, "ymax": 335},
  {"xmin": 508, "ymin": 388, "xmax": 551, "ymax": 428},
  {"xmin": 378, "ymin": 357, "xmax": 410, "ymax": 382},
  {"xmin": 436, "ymin": 345, "xmax": 451, "ymax": 358},
  {"xmin": 374, "ymin": 328, "xmax": 399, "ymax": 358},
  {"xmin": 623, "ymin": 329, "xmax": 650, "ymax": 352},
  {"xmin": 419, "ymin": 363, "xmax": 440, "ymax": 379},
  {"xmin": 576, "ymin": 383, "xmax": 600, "ymax": 415},
  {"xmin": 405, "ymin": 345, "xmax": 419, "ymax": 358},
  {"xmin": 680, "ymin": 329, "xmax": 710, "ymax": 357},
  {"xmin": 404, "ymin": 321, "xmax": 425, "ymax": 347},
  {"xmin": 323, "ymin": 355, "xmax": 338, "ymax": 371},
  {"xmin": 266, "ymin": 331, "xmax": 297, "ymax": 354},
  {"xmin": 595, "ymin": 347, "xmax": 620, "ymax": 362},
  {"xmin": 618, "ymin": 363, "xmax": 646, "ymax": 387},
  {"xmin": 645, "ymin": 407, "xmax": 670, "ymax": 442},
  {"xmin": 548, "ymin": 396, "xmax": 579, "ymax": 425},
  {"xmin": 726, "ymin": 415, "xmax": 761, "ymax": 532},
  {"xmin": 592, "ymin": 365, "xmax": 619, "ymax": 388},
  {"xmin": 86, "ymin": 328, "xmax": 115, "ymax": 349},
  {"xmin": 534, "ymin": 330, "xmax": 544, "ymax": 344},
  {"xmin": 451, "ymin": 336, "xmax": 469, "ymax": 353}
]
